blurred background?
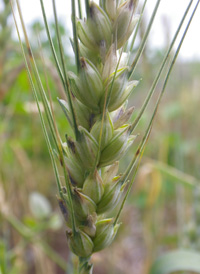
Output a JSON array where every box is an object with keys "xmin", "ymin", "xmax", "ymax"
[{"xmin": 0, "ymin": 0, "xmax": 200, "ymax": 273}]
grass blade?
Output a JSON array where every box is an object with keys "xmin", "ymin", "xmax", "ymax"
[{"xmin": 150, "ymin": 249, "xmax": 200, "ymax": 274}]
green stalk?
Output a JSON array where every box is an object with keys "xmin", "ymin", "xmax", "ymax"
[
  {"xmin": 46, "ymin": 1, "xmax": 77, "ymax": 232},
  {"xmin": 39, "ymin": 242, "xmax": 67, "ymax": 270},
  {"xmin": 129, "ymin": 0, "xmax": 148, "ymax": 52},
  {"xmin": 52, "ymin": 0, "xmax": 80, "ymax": 141},
  {"xmin": 114, "ymin": 126, "xmax": 150, "ymax": 225},
  {"xmin": 33, "ymin": 75, "xmax": 59, "ymax": 151},
  {"xmin": 123, "ymin": 0, "xmax": 195, "ymax": 183},
  {"xmin": 78, "ymin": 256, "xmax": 92, "ymax": 274},
  {"xmin": 5, "ymin": 213, "xmax": 67, "ymax": 270},
  {"xmin": 38, "ymin": 30, "xmax": 77, "ymax": 226},
  {"xmin": 71, "ymin": 0, "xmax": 81, "ymax": 72},
  {"xmin": 15, "ymin": 0, "xmax": 60, "ymax": 153},
  {"xmin": 129, "ymin": 0, "xmax": 161, "ymax": 78},
  {"xmin": 37, "ymin": 32, "xmax": 62, "ymax": 157},
  {"xmin": 85, "ymin": 0, "xmax": 90, "ymax": 18},
  {"xmin": 77, "ymin": 0, "xmax": 83, "ymax": 19},
  {"xmin": 129, "ymin": 0, "xmax": 194, "ymax": 134},
  {"xmin": 11, "ymin": 1, "xmax": 62, "ymax": 197},
  {"xmin": 147, "ymin": 159, "xmax": 200, "ymax": 188},
  {"xmin": 39, "ymin": 0, "xmax": 65, "ymax": 85},
  {"xmin": 13, "ymin": 0, "xmax": 77, "ymax": 233},
  {"xmin": 115, "ymin": 0, "xmax": 199, "ymax": 225}
]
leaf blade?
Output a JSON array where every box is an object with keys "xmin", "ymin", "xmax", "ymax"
[{"xmin": 150, "ymin": 249, "xmax": 200, "ymax": 274}]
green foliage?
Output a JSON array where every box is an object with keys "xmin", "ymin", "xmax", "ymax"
[{"xmin": 150, "ymin": 250, "xmax": 200, "ymax": 274}]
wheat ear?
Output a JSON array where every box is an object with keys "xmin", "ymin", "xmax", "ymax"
[{"xmin": 12, "ymin": 0, "xmax": 199, "ymax": 273}]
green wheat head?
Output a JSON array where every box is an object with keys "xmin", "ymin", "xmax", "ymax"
[{"xmin": 12, "ymin": 0, "xmax": 199, "ymax": 273}]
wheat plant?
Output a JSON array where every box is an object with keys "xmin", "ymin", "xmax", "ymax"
[{"xmin": 11, "ymin": 0, "xmax": 199, "ymax": 273}]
